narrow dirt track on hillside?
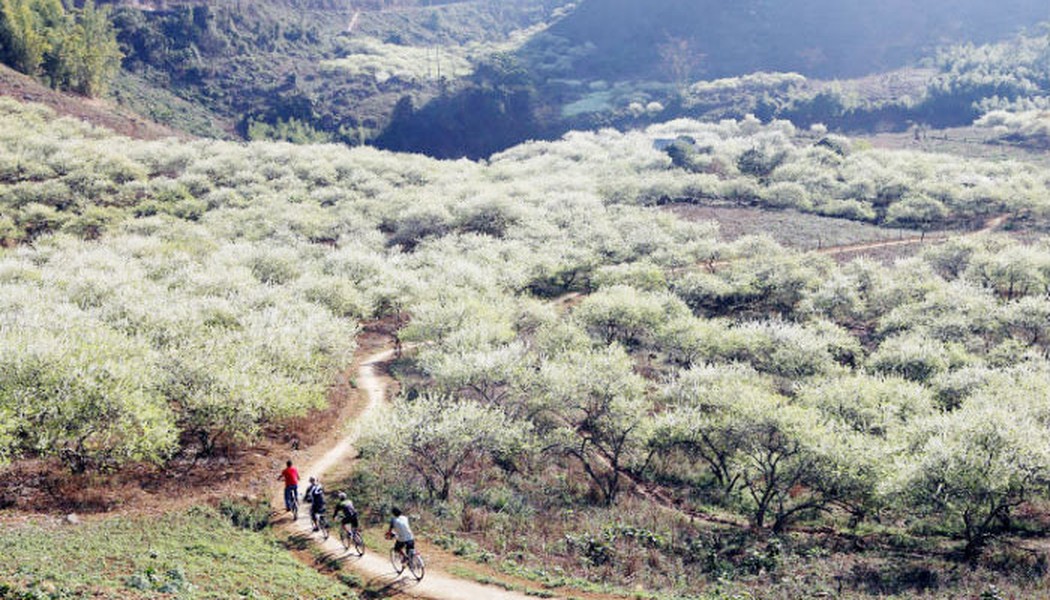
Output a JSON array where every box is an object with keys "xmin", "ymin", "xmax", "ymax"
[
  {"xmin": 814, "ymin": 213, "xmax": 1008, "ymax": 258},
  {"xmin": 273, "ymin": 213, "xmax": 1012, "ymax": 598},
  {"xmin": 272, "ymin": 347, "xmax": 544, "ymax": 600},
  {"xmin": 687, "ymin": 213, "xmax": 1009, "ymax": 273}
]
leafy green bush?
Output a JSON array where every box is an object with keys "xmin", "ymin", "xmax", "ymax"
[
  {"xmin": 360, "ymin": 393, "xmax": 532, "ymax": 501},
  {"xmin": 889, "ymin": 389, "xmax": 1050, "ymax": 557},
  {"xmin": 219, "ymin": 498, "xmax": 272, "ymax": 532}
]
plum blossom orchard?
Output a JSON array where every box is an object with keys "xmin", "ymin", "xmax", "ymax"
[{"xmin": 4, "ymin": 97, "xmax": 1050, "ymax": 596}]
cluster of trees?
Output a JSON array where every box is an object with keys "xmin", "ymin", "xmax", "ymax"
[
  {"xmin": 512, "ymin": 24, "xmax": 1050, "ymax": 158},
  {"xmin": 682, "ymin": 72, "xmax": 807, "ymax": 118},
  {"xmin": 634, "ymin": 118, "xmax": 1047, "ymax": 229},
  {"xmin": 106, "ymin": 0, "xmax": 568, "ymax": 145},
  {"xmin": 977, "ymin": 109, "xmax": 1050, "ymax": 149},
  {"xmin": 754, "ymin": 29, "xmax": 1050, "ymax": 133},
  {"xmin": 655, "ymin": 117, "xmax": 1050, "ymax": 228},
  {"xmin": 375, "ymin": 52, "xmax": 544, "ymax": 159},
  {"xmin": 5, "ymin": 94, "xmax": 1050, "ymax": 593},
  {"xmin": 0, "ymin": 97, "xmax": 722, "ymax": 473},
  {"xmin": 361, "ymin": 235, "xmax": 1050, "ymax": 570},
  {"xmin": 0, "ymin": 102, "xmax": 380, "ymax": 471},
  {"xmin": 0, "ymin": 0, "xmax": 121, "ymax": 97},
  {"xmin": 0, "ymin": 224, "xmax": 361, "ymax": 471},
  {"xmin": 922, "ymin": 29, "xmax": 1050, "ymax": 127},
  {"xmin": 322, "ymin": 36, "xmax": 474, "ymax": 83}
]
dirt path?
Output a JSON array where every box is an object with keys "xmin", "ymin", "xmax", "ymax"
[
  {"xmin": 815, "ymin": 213, "xmax": 1007, "ymax": 258},
  {"xmin": 273, "ymin": 214, "xmax": 1012, "ymax": 598},
  {"xmin": 814, "ymin": 232, "xmax": 950, "ymax": 258},
  {"xmin": 273, "ymin": 347, "xmax": 543, "ymax": 600},
  {"xmin": 685, "ymin": 213, "xmax": 1009, "ymax": 273}
]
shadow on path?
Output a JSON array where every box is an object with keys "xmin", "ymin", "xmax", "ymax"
[{"xmin": 360, "ymin": 573, "xmax": 420, "ymax": 599}]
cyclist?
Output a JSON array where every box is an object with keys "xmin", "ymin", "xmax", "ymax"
[
  {"xmin": 333, "ymin": 492, "xmax": 359, "ymax": 533},
  {"xmin": 386, "ymin": 506, "xmax": 415, "ymax": 560},
  {"xmin": 278, "ymin": 460, "xmax": 299, "ymax": 515},
  {"xmin": 303, "ymin": 476, "xmax": 327, "ymax": 531}
]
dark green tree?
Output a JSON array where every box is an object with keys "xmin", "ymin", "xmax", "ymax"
[
  {"xmin": 0, "ymin": 0, "xmax": 63, "ymax": 75},
  {"xmin": 66, "ymin": 1, "xmax": 122, "ymax": 97},
  {"xmin": 0, "ymin": 0, "xmax": 120, "ymax": 97}
]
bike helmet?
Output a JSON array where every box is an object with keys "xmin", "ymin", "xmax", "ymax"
[{"xmin": 337, "ymin": 491, "xmax": 347, "ymax": 500}]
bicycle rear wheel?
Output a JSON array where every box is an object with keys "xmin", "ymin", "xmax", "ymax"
[
  {"xmin": 319, "ymin": 515, "xmax": 330, "ymax": 541},
  {"xmin": 290, "ymin": 498, "xmax": 299, "ymax": 521},
  {"xmin": 390, "ymin": 548, "xmax": 404, "ymax": 574},
  {"xmin": 339, "ymin": 525, "xmax": 351, "ymax": 550},
  {"xmin": 407, "ymin": 552, "xmax": 425, "ymax": 581},
  {"xmin": 351, "ymin": 530, "xmax": 365, "ymax": 556}
]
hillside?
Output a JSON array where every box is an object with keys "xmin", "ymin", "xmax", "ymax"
[
  {"xmin": 375, "ymin": 0, "xmax": 1050, "ymax": 157},
  {"xmin": 6, "ymin": 4, "xmax": 1050, "ymax": 597},
  {"xmin": 5, "ymin": 94, "xmax": 1050, "ymax": 596},
  {"xmin": 0, "ymin": 60, "xmax": 179, "ymax": 141},
  {"xmin": 525, "ymin": 0, "xmax": 1050, "ymax": 81},
  {"xmin": 103, "ymin": 0, "xmax": 568, "ymax": 141},
  {"xmin": 10, "ymin": 0, "xmax": 1041, "ymax": 158}
]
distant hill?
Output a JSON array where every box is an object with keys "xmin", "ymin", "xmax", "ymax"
[
  {"xmin": 375, "ymin": 0, "xmax": 1050, "ymax": 158},
  {"xmin": 99, "ymin": 0, "xmax": 566, "ymax": 141},
  {"xmin": 12, "ymin": 0, "xmax": 1044, "ymax": 157},
  {"xmin": 527, "ymin": 0, "xmax": 1050, "ymax": 81}
]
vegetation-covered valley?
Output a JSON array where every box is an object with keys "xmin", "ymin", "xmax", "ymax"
[
  {"xmin": 2, "ymin": 89, "xmax": 1050, "ymax": 596},
  {"xmin": 375, "ymin": 0, "xmax": 1050, "ymax": 157},
  {"xmin": 104, "ymin": 0, "xmax": 571, "ymax": 143},
  {"xmin": 4, "ymin": 0, "xmax": 1047, "ymax": 158},
  {"xmin": 5, "ymin": 1, "xmax": 1050, "ymax": 599}
]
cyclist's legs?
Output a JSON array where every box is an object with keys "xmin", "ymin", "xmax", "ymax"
[{"xmin": 284, "ymin": 485, "xmax": 297, "ymax": 510}]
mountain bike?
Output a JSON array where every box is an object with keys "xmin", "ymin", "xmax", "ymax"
[
  {"xmin": 390, "ymin": 545, "xmax": 425, "ymax": 581},
  {"xmin": 339, "ymin": 523, "xmax": 365, "ymax": 556},
  {"xmin": 288, "ymin": 493, "xmax": 299, "ymax": 522},
  {"xmin": 312, "ymin": 512, "xmax": 330, "ymax": 540}
]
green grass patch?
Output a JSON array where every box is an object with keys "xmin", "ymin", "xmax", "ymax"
[
  {"xmin": 110, "ymin": 71, "xmax": 232, "ymax": 139},
  {"xmin": 0, "ymin": 507, "xmax": 355, "ymax": 599},
  {"xmin": 447, "ymin": 565, "xmax": 521, "ymax": 592},
  {"xmin": 664, "ymin": 204, "xmax": 927, "ymax": 249}
]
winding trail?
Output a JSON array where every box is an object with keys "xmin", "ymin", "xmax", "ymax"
[
  {"xmin": 687, "ymin": 213, "xmax": 1010, "ymax": 273},
  {"xmin": 814, "ymin": 213, "xmax": 1008, "ymax": 258},
  {"xmin": 272, "ymin": 213, "xmax": 1012, "ymax": 597},
  {"xmin": 273, "ymin": 347, "xmax": 543, "ymax": 600}
]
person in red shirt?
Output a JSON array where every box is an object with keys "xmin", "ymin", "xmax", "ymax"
[{"xmin": 279, "ymin": 460, "xmax": 299, "ymax": 516}]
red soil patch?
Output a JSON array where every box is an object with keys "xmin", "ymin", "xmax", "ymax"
[{"xmin": 0, "ymin": 63, "xmax": 185, "ymax": 141}]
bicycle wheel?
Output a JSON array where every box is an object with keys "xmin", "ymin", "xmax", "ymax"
[
  {"xmin": 319, "ymin": 515, "xmax": 330, "ymax": 541},
  {"xmin": 339, "ymin": 525, "xmax": 351, "ymax": 551},
  {"xmin": 351, "ymin": 530, "xmax": 365, "ymax": 556},
  {"xmin": 407, "ymin": 552, "xmax": 425, "ymax": 581},
  {"xmin": 390, "ymin": 548, "xmax": 405, "ymax": 574},
  {"xmin": 290, "ymin": 498, "xmax": 299, "ymax": 521}
]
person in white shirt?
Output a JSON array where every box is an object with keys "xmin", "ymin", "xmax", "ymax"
[{"xmin": 386, "ymin": 506, "xmax": 415, "ymax": 558}]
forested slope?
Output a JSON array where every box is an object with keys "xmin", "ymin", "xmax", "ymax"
[
  {"xmin": 4, "ymin": 0, "xmax": 1045, "ymax": 159},
  {"xmin": 377, "ymin": 0, "xmax": 1050, "ymax": 157},
  {"xmin": 4, "ymin": 94, "xmax": 1050, "ymax": 596},
  {"xmin": 106, "ymin": 0, "xmax": 567, "ymax": 140},
  {"xmin": 528, "ymin": 0, "xmax": 1050, "ymax": 80}
]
